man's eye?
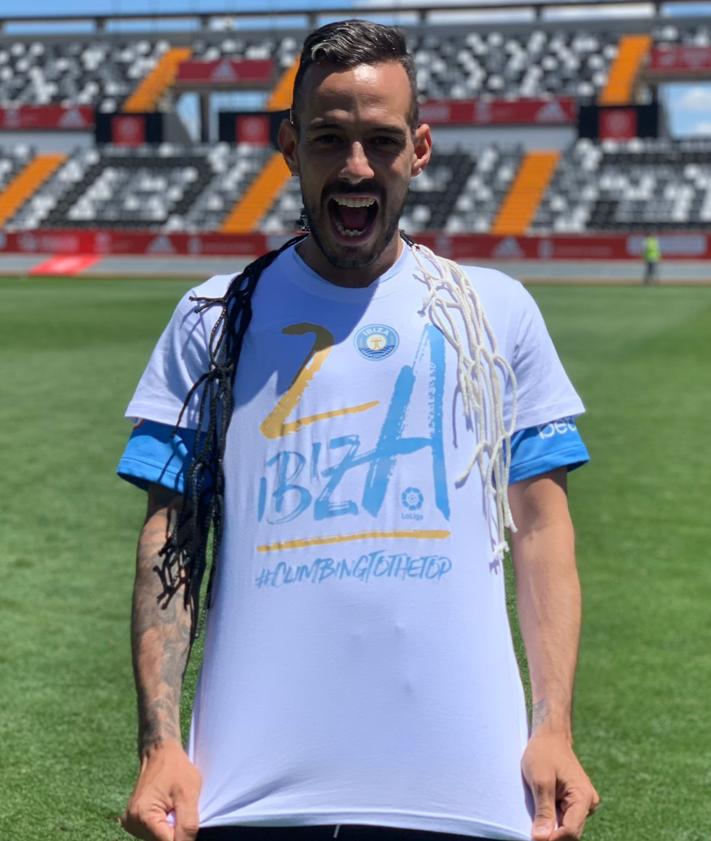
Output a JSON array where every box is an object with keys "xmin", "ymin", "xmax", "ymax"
[
  {"xmin": 371, "ymin": 136, "xmax": 399, "ymax": 149},
  {"xmin": 313, "ymin": 134, "xmax": 341, "ymax": 145}
]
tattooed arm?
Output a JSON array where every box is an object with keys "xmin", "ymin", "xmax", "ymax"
[
  {"xmin": 122, "ymin": 484, "xmax": 202, "ymax": 841},
  {"xmin": 508, "ymin": 469, "xmax": 600, "ymax": 841}
]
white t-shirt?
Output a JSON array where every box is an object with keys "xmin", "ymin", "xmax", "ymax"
[{"xmin": 126, "ymin": 242, "xmax": 585, "ymax": 840}]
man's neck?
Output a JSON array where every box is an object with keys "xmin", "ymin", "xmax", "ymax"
[{"xmin": 296, "ymin": 235, "xmax": 404, "ymax": 289}]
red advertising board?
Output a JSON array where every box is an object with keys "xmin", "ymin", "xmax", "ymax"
[
  {"xmin": 0, "ymin": 105, "xmax": 94, "ymax": 131},
  {"xmin": 416, "ymin": 233, "xmax": 711, "ymax": 260},
  {"xmin": 2, "ymin": 230, "xmax": 709, "ymax": 260},
  {"xmin": 648, "ymin": 45, "xmax": 711, "ymax": 75},
  {"xmin": 419, "ymin": 98, "xmax": 576, "ymax": 126},
  {"xmin": 599, "ymin": 108, "xmax": 638, "ymax": 141},
  {"xmin": 176, "ymin": 58, "xmax": 274, "ymax": 86},
  {"xmin": 0, "ymin": 230, "xmax": 269, "ymax": 258}
]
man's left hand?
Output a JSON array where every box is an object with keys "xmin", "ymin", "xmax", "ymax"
[{"xmin": 522, "ymin": 732, "xmax": 600, "ymax": 841}]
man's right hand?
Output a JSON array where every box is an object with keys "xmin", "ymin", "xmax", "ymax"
[{"xmin": 122, "ymin": 740, "xmax": 202, "ymax": 841}]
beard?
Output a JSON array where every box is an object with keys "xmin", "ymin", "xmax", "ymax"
[{"xmin": 300, "ymin": 184, "xmax": 408, "ymax": 271}]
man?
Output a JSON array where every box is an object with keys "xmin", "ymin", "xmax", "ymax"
[
  {"xmin": 642, "ymin": 233, "xmax": 661, "ymax": 285},
  {"xmin": 118, "ymin": 19, "xmax": 599, "ymax": 841}
]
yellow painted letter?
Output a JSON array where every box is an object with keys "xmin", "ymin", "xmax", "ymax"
[{"xmin": 260, "ymin": 323, "xmax": 378, "ymax": 439}]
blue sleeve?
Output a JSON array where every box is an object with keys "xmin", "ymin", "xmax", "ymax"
[
  {"xmin": 121, "ymin": 418, "xmax": 587, "ymax": 491},
  {"xmin": 117, "ymin": 419, "xmax": 196, "ymax": 493},
  {"xmin": 509, "ymin": 417, "xmax": 589, "ymax": 485}
]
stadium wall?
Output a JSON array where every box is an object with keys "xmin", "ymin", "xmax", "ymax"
[
  {"xmin": 1, "ymin": 230, "xmax": 709, "ymax": 261},
  {"xmin": 432, "ymin": 126, "xmax": 576, "ymax": 152},
  {"xmin": 0, "ymin": 132, "xmax": 94, "ymax": 153},
  {"xmin": 1, "ymin": 12, "xmax": 701, "ymax": 42}
]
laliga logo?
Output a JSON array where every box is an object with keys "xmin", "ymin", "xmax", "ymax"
[
  {"xmin": 355, "ymin": 324, "xmax": 399, "ymax": 360},
  {"xmin": 401, "ymin": 487, "xmax": 424, "ymax": 511}
]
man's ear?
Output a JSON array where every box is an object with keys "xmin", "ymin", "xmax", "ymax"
[
  {"xmin": 278, "ymin": 118, "xmax": 300, "ymax": 175},
  {"xmin": 411, "ymin": 122, "xmax": 432, "ymax": 178}
]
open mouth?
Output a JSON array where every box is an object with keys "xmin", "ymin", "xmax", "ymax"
[{"xmin": 327, "ymin": 195, "xmax": 379, "ymax": 241}]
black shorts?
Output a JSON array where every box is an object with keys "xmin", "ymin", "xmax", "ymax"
[{"xmin": 196, "ymin": 827, "xmax": 488, "ymax": 841}]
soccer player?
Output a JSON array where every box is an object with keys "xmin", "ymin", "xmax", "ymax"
[{"xmin": 118, "ymin": 19, "xmax": 599, "ymax": 841}]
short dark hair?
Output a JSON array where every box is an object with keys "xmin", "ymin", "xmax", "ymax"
[{"xmin": 291, "ymin": 19, "xmax": 419, "ymax": 129}]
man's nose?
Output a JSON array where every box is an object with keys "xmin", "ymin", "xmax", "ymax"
[{"xmin": 341, "ymin": 142, "xmax": 374, "ymax": 182}]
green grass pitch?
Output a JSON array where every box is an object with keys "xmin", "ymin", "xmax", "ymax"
[{"xmin": 1, "ymin": 276, "xmax": 709, "ymax": 840}]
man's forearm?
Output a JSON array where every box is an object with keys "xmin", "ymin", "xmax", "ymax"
[
  {"xmin": 123, "ymin": 487, "xmax": 202, "ymax": 841},
  {"xmin": 509, "ymin": 472, "xmax": 600, "ymax": 840},
  {"xmin": 510, "ymin": 471, "xmax": 581, "ymax": 740},
  {"xmin": 131, "ymin": 488, "xmax": 192, "ymax": 755}
]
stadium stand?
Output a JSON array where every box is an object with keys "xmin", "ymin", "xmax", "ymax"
[
  {"xmin": 417, "ymin": 146, "xmax": 524, "ymax": 235},
  {"xmin": 260, "ymin": 176, "xmax": 303, "ymax": 234},
  {"xmin": 653, "ymin": 21, "xmax": 711, "ymax": 44},
  {"xmin": 492, "ymin": 150, "xmax": 560, "ymax": 235},
  {"xmin": 123, "ymin": 47, "xmax": 193, "ymax": 113},
  {"xmin": 532, "ymin": 138, "xmax": 711, "ymax": 232},
  {"xmin": 6, "ymin": 143, "xmax": 279, "ymax": 232},
  {"xmin": 0, "ymin": 148, "xmax": 66, "ymax": 227},
  {"xmin": 182, "ymin": 143, "xmax": 275, "ymax": 232},
  {"xmin": 54, "ymin": 149, "xmax": 209, "ymax": 229},
  {"xmin": 411, "ymin": 29, "xmax": 617, "ymax": 101},
  {"xmin": 8, "ymin": 147, "xmax": 99, "ymax": 230},
  {"xmin": 6, "ymin": 143, "xmax": 521, "ymax": 235},
  {"xmin": 189, "ymin": 34, "xmax": 301, "ymax": 75},
  {"xmin": 0, "ymin": 144, "xmax": 34, "ymax": 191},
  {"xmin": 0, "ymin": 144, "xmax": 37, "ymax": 225},
  {"xmin": 598, "ymin": 34, "xmax": 651, "ymax": 106},
  {"xmin": 0, "ymin": 38, "xmax": 171, "ymax": 111},
  {"xmin": 220, "ymin": 152, "xmax": 290, "ymax": 233},
  {"xmin": 0, "ymin": 27, "xmax": 621, "ymax": 109}
]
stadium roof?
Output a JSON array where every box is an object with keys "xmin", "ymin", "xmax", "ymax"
[{"xmin": 2, "ymin": 0, "xmax": 709, "ymax": 30}]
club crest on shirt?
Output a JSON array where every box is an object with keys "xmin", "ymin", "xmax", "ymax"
[{"xmin": 355, "ymin": 323, "xmax": 399, "ymax": 360}]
